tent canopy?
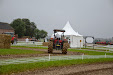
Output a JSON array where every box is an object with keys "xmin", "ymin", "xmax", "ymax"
[
  {"xmin": 51, "ymin": 21, "xmax": 82, "ymax": 38},
  {"xmin": 63, "ymin": 21, "xmax": 82, "ymax": 36}
]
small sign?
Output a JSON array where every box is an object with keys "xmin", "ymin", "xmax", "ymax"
[
  {"xmin": 86, "ymin": 37, "xmax": 93, "ymax": 43},
  {"xmin": 80, "ymin": 40, "xmax": 82, "ymax": 42}
]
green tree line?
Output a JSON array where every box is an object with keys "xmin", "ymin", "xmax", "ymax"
[{"xmin": 10, "ymin": 18, "xmax": 47, "ymax": 39}]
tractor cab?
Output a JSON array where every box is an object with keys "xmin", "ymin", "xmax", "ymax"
[{"xmin": 53, "ymin": 29, "xmax": 66, "ymax": 49}]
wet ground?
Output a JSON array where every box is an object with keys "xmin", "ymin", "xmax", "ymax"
[{"xmin": 11, "ymin": 62, "xmax": 113, "ymax": 75}]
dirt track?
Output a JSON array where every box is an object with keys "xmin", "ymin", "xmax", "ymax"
[
  {"xmin": 11, "ymin": 62, "xmax": 113, "ymax": 75},
  {"xmin": 0, "ymin": 47, "xmax": 82, "ymax": 59},
  {"xmin": 68, "ymin": 68, "xmax": 113, "ymax": 75}
]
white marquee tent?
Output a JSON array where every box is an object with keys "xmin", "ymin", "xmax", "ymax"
[{"xmin": 51, "ymin": 21, "xmax": 83, "ymax": 48}]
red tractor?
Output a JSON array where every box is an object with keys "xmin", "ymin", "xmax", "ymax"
[{"xmin": 48, "ymin": 29, "xmax": 69, "ymax": 54}]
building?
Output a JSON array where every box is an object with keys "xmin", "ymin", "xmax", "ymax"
[{"xmin": 0, "ymin": 22, "xmax": 14, "ymax": 37}]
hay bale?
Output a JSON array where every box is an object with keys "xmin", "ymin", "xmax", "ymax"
[
  {"xmin": 4, "ymin": 43, "xmax": 11, "ymax": 49},
  {"xmin": 0, "ymin": 43, "xmax": 4, "ymax": 48},
  {"xmin": 0, "ymin": 34, "xmax": 11, "ymax": 49},
  {"xmin": 0, "ymin": 35, "xmax": 5, "ymax": 43},
  {"xmin": 43, "ymin": 42, "xmax": 48, "ymax": 46},
  {"xmin": 4, "ymin": 35, "xmax": 11, "ymax": 43}
]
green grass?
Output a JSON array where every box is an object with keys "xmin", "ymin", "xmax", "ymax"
[
  {"xmin": 11, "ymin": 45, "xmax": 113, "ymax": 55},
  {"xmin": 81, "ymin": 47, "xmax": 107, "ymax": 50},
  {"xmin": 0, "ymin": 58, "xmax": 113, "ymax": 75},
  {"xmin": 81, "ymin": 47, "xmax": 113, "ymax": 51},
  {"xmin": 11, "ymin": 45, "xmax": 48, "ymax": 49},
  {"xmin": 68, "ymin": 49, "xmax": 113, "ymax": 55},
  {"xmin": 100, "ymin": 47, "xmax": 107, "ymax": 48},
  {"xmin": 0, "ymin": 49, "xmax": 44, "ymax": 55}
]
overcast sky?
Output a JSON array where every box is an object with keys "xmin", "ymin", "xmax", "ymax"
[{"xmin": 0, "ymin": 0, "xmax": 113, "ymax": 38}]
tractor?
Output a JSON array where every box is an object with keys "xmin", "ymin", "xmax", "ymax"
[{"xmin": 48, "ymin": 29, "xmax": 68, "ymax": 54}]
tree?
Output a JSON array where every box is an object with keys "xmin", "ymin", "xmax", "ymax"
[
  {"xmin": 34, "ymin": 29, "xmax": 48, "ymax": 39},
  {"xmin": 10, "ymin": 18, "xmax": 48, "ymax": 39},
  {"xmin": 30, "ymin": 22, "xmax": 37, "ymax": 37},
  {"xmin": 10, "ymin": 19, "xmax": 26, "ymax": 38},
  {"xmin": 22, "ymin": 19, "xmax": 37, "ymax": 37},
  {"xmin": 34, "ymin": 29, "xmax": 40, "ymax": 39},
  {"xmin": 39, "ymin": 30, "xmax": 48, "ymax": 38},
  {"xmin": 22, "ymin": 18, "xmax": 32, "ymax": 37}
]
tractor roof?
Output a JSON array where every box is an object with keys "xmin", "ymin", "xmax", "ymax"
[{"xmin": 53, "ymin": 29, "xmax": 65, "ymax": 32}]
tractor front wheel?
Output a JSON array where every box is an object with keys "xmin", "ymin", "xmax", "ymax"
[
  {"xmin": 62, "ymin": 43, "xmax": 68, "ymax": 54},
  {"xmin": 48, "ymin": 41, "xmax": 53, "ymax": 53}
]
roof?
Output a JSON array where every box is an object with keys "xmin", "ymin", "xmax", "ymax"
[
  {"xmin": 0, "ymin": 22, "xmax": 14, "ymax": 30},
  {"xmin": 53, "ymin": 29, "xmax": 65, "ymax": 32},
  {"xmin": 63, "ymin": 21, "xmax": 82, "ymax": 36}
]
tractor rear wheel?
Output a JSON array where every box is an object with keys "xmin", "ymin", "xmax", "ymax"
[
  {"xmin": 48, "ymin": 41, "xmax": 53, "ymax": 53},
  {"xmin": 62, "ymin": 43, "xmax": 68, "ymax": 54}
]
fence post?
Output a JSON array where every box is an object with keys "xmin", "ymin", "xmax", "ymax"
[
  {"xmin": 82, "ymin": 53, "xmax": 84, "ymax": 60},
  {"xmin": 49, "ymin": 54, "xmax": 50, "ymax": 61},
  {"xmin": 80, "ymin": 40, "xmax": 81, "ymax": 49},
  {"xmin": 105, "ymin": 53, "xmax": 106, "ymax": 58}
]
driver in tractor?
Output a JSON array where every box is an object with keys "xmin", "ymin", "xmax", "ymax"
[
  {"xmin": 54, "ymin": 33, "xmax": 61, "ymax": 43},
  {"xmin": 54, "ymin": 33, "xmax": 62, "ymax": 49}
]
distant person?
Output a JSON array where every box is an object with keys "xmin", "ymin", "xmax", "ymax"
[
  {"xmin": 26, "ymin": 38, "xmax": 29, "ymax": 44},
  {"xmin": 56, "ymin": 33, "xmax": 60, "ymax": 38},
  {"xmin": 33, "ymin": 41, "xmax": 35, "ymax": 44},
  {"xmin": 68, "ymin": 39, "xmax": 70, "ymax": 44},
  {"xmin": 11, "ymin": 36, "xmax": 15, "ymax": 44},
  {"xmin": 13, "ymin": 35, "xmax": 17, "ymax": 44}
]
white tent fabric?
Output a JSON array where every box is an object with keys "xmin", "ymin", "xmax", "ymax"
[
  {"xmin": 51, "ymin": 21, "xmax": 82, "ymax": 38},
  {"xmin": 63, "ymin": 21, "xmax": 82, "ymax": 36},
  {"xmin": 62, "ymin": 21, "xmax": 83, "ymax": 48}
]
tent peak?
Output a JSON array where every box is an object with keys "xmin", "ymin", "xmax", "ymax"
[
  {"xmin": 63, "ymin": 21, "xmax": 74, "ymax": 31},
  {"xmin": 66, "ymin": 21, "xmax": 71, "ymax": 26},
  {"xmin": 63, "ymin": 21, "xmax": 82, "ymax": 36}
]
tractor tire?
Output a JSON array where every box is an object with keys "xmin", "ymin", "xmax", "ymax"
[
  {"xmin": 62, "ymin": 43, "xmax": 68, "ymax": 54},
  {"xmin": 48, "ymin": 41, "xmax": 53, "ymax": 53}
]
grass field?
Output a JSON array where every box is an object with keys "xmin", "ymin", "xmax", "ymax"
[
  {"xmin": 11, "ymin": 45, "xmax": 47, "ymax": 49},
  {"xmin": 11, "ymin": 45, "xmax": 113, "ymax": 55},
  {"xmin": 0, "ymin": 46, "xmax": 113, "ymax": 74},
  {"xmin": 78, "ymin": 47, "xmax": 110, "ymax": 51},
  {"xmin": 0, "ymin": 58, "xmax": 113, "ymax": 75},
  {"xmin": 0, "ymin": 49, "xmax": 44, "ymax": 55},
  {"xmin": 68, "ymin": 49, "xmax": 113, "ymax": 55}
]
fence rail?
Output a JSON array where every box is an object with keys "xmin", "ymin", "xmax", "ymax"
[{"xmin": 0, "ymin": 55, "xmax": 113, "ymax": 65}]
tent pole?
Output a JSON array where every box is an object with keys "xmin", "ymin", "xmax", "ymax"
[
  {"xmin": 85, "ymin": 37, "xmax": 86, "ymax": 48},
  {"xmin": 93, "ymin": 37, "xmax": 94, "ymax": 49}
]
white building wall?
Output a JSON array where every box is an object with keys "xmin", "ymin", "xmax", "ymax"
[{"xmin": 70, "ymin": 35, "xmax": 83, "ymax": 48}]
